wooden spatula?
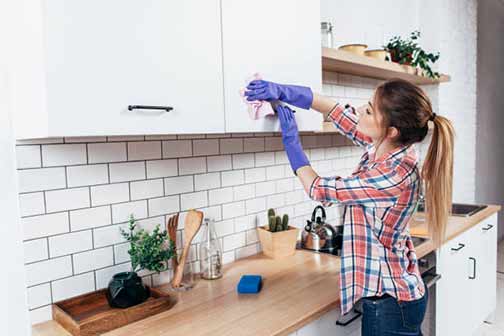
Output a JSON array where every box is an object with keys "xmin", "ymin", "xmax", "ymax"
[{"xmin": 171, "ymin": 209, "xmax": 204, "ymax": 288}]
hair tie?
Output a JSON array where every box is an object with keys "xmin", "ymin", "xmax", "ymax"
[{"xmin": 429, "ymin": 113, "xmax": 437, "ymax": 121}]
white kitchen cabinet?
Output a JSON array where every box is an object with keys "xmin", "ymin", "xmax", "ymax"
[
  {"xmin": 10, "ymin": 0, "xmax": 225, "ymax": 138},
  {"xmin": 436, "ymin": 213, "xmax": 498, "ymax": 336},
  {"xmin": 221, "ymin": 0, "xmax": 322, "ymax": 133}
]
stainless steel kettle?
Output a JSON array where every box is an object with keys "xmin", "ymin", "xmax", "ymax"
[{"xmin": 302, "ymin": 205, "xmax": 342, "ymax": 252}]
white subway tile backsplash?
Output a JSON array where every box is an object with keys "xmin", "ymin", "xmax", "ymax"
[
  {"xmin": 221, "ymin": 170, "xmax": 244, "ymax": 187},
  {"xmin": 146, "ymin": 159, "xmax": 178, "ymax": 179},
  {"xmin": 220, "ymin": 138, "xmax": 243, "ymax": 154},
  {"xmin": 17, "ymin": 167, "xmax": 66, "ymax": 193},
  {"xmin": 179, "ymin": 157, "xmax": 206, "ymax": 175},
  {"xmin": 128, "ymin": 141, "xmax": 161, "ymax": 161},
  {"xmin": 109, "ymin": 161, "xmax": 146, "ymax": 183},
  {"xmin": 16, "ymin": 145, "xmax": 41, "ymax": 169},
  {"xmin": 22, "ymin": 212, "xmax": 69, "ymax": 240},
  {"xmin": 24, "ymin": 239, "xmax": 49, "ymax": 264},
  {"xmin": 235, "ymin": 243, "xmax": 259, "ymax": 259},
  {"xmin": 88, "ymin": 142, "xmax": 127, "ymax": 163},
  {"xmin": 232, "ymin": 153, "xmax": 255, "ymax": 169},
  {"xmin": 255, "ymin": 152, "xmax": 275, "ymax": 167},
  {"xmin": 67, "ymin": 164, "xmax": 109, "ymax": 187},
  {"xmin": 70, "ymin": 206, "xmax": 112, "ymax": 231},
  {"xmin": 245, "ymin": 197, "xmax": 266, "ymax": 215},
  {"xmin": 162, "ymin": 140, "xmax": 192, "ymax": 158},
  {"xmin": 30, "ymin": 306, "xmax": 52, "ymax": 325},
  {"xmin": 73, "ymin": 247, "xmax": 114, "ymax": 274},
  {"xmin": 264, "ymin": 137, "xmax": 283, "ymax": 151},
  {"xmin": 267, "ymin": 194, "xmax": 285, "ymax": 209},
  {"xmin": 276, "ymin": 178, "xmax": 294, "ymax": 193},
  {"xmin": 274, "ymin": 151, "xmax": 289, "ymax": 164},
  {"xmin": 193, "ymin": 139, "xmax": 219, "ymax": 156},
  {"xmin": 49, "ymin": 230, "xmax": 93, "ymax": 258},
  {"xmin": 255, "ymin": 181, "xmax": 276, "ymax": 197},
  {"xmin": 222, "ymin": 201, "xmax": 245, "ymax": 219},
  {"xmin": 42, "ymin": 144, "xmax": 87, "ymax": 167},
  {"xmin": 114, "ymin": 243, "xmax": 130, "ymax": 264},
  {"xmin": 46, "ymin": 187, "xmax": 90, "ymax": 213},
  {"xmin": 214, "ymin": 219, "xmax": 234, "ymax": 237},
  {"xmin": 93, "ymin": 223, "xmax": 127, "ymax": 248},
  {"xmin": 18, "ymin": 192, "xmax": 45, "ymax": 217},
  {"xmin": 234, "ymin": 214, "xmax": 257, "ymax": 232},
  {"xmin": 148, "ymin": 196, "xmax": 179, "ymax": 217},
  {"xmin": 25, "ymin": 256, "xmax": 72, "ymax": 287},
  {"xmin": 209, "ymin": 187, "xmax": 234, "ymax": 206},
  {"xmin": 112, "ymin": 200, "xmax": 147, "ymax": 223},
  {"xmin": 223, "ymin": 232, "xmax": 246, "ymax": 252},
  {"xmin": 233, "ymin": 184, "xmax": 255, "ymax": 201},
  {"xmin": 207, "ymin": 155, "xmax": 232, "ymax": 172},
  {"xmin": 27, "ymin": 283, "xmax": 51, "ymax": 310},
  {"xmin": 164, "ymin": 176, "xmax": 194, "ymax": 195},
  {"xmin": 266, "ymin": 166, "xmax": 284, "ymax": 180},
  {"xmin": 194, "ymin": 173, "xmax": 220, "ymax": 191},
  {"xmin": 245, "ymin": 167, "xmax": 266, "ymax": 184},
  {"xmin": 130, "ymin": 179, "xmax": 163, "ymax": 200},
  {"xmin": 51, "ymin": 272, "xmax": 95, "ymax": 302},
  {"xmin": 180, "ymin": 191, "xmax": 208, "ymax": 210}
]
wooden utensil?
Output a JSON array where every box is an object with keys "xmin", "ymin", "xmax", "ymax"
[
  {"xmin": 166, "ymin": 213, "xmax": 179, "ymax": 270},
  {"xmin": 171, "ymin": 210, "xmax": 204, "ymax": 288}
]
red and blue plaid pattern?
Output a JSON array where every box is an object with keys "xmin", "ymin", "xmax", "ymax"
[{"xmin": 310, "ymin": 104, "xmax": 425, "ymax": 315}]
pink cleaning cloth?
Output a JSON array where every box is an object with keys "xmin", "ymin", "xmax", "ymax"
[{"xmin": 239, "ymin": 73, "xmax": 276, "ymax": 120}]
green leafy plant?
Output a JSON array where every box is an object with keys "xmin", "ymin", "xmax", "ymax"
[
  {"xmin": 267, "ymin": 208, "xmax": 290, "ymax": 232},
  {"xmin": 384, "ymin": 31, "xmax": 440, "ymax": 79},
  {"xmin": 120, "ymin": 215, "xmax": 176, "ymax": 273}
]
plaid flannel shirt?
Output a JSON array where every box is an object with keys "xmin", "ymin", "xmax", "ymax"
[{"xmin": 310, "ymin": 104, "xmax": 425, "ymax": 315}]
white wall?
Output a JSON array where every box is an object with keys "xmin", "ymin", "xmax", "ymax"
[{"xmin": 476, "ymin": 0, "xmax": 504, "ymax": 241}]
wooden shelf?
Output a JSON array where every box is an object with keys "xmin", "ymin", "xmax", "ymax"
[{"xmin": 322, "ymin": 47, "xmax": 450, "ymax": 85}]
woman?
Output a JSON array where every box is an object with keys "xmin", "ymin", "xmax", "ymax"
[{"xmin": 245, "ymin": 78, "xmax": 455, "ymax": 336}]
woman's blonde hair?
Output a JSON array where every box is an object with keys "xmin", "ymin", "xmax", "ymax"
[{"xmin": 374, "ymin": 78, "xmax": 455, "ymax": 247}]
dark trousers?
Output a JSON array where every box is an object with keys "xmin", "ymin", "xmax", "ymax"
[{"xmin": 361, "ymin": 286, "xmax": 428, "ymax": 336}]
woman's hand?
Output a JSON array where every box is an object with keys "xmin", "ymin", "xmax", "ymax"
[{"xmin": 245, "ymin": 80, "xmax": 313, "ymax": 110}]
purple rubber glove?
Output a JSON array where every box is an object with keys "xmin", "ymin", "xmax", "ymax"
[
  {"xmin": 244, "ymin": 80, "xmax": 313, "ymax": 110},
  {"xmin": 276, "ymin": 105, "xmax": 310, "ymax": 174}
]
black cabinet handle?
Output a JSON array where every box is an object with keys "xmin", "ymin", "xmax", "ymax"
[
  {"xmin": 451, "ymin": 243, "xmax": 465, "ymax": 252},
  {"xmin": 469, "ymin": 257, "xmax": 476, "ymax": 279},
  {"xmin": 482, "ymin": 224, "xmax": 494, "ymax": 231},
  {"xmin": 128, "ymin": 105, "xmax": 173, "ymax": 112}
]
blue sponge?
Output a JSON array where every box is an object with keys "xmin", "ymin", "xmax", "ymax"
[{"xmin": 237, "ymin": 275, "xmax": 263, "ymax": 294}]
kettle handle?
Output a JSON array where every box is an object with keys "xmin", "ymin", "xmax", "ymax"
[{"xmin": 311, "ymin": 205, "xmax": 326, "ymax": 223}]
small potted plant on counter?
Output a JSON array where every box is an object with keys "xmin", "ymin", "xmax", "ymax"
[
  {"xmin": 106, "ymin": 215, "xmax": 176, "ymax": 308},
  {"xmin": 384, "ymin": 30, "xmax": 440, "ymax": 79},
  {"xmin": 257, "ymin": 208, "xmax": 299, "ymax": 259}
]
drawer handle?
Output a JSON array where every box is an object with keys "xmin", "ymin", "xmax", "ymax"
[
  {"xmin": 128, "ymin": 105, "xmax": 173, "ymax": 112},
  {"xmin": 469, "ymin": 257, "xmax": 477, "ymax": 279},
  {"xmin": 482, "ymin": 224, "xmax": 494, "ymax": 231},
  {"xmin": 451, "ymin": 243, "xmax": 465, "ymax": 252}
]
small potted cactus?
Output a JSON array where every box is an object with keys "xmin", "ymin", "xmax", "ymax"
[{"xmin": 257, "ymin": 208, "xmax": 299, "ymax": 259}]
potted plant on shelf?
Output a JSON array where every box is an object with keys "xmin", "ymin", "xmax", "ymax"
[
  {"xmin": 106, "ymin": 215, "xmax": 176, "ymax": 308},
  {"xmin": 384, "ymin": 30, "xmax": 441, "ymax": 79},
  {"xmin": 257, "ymin": 208, "xmax": 299, "ymax": 259}
]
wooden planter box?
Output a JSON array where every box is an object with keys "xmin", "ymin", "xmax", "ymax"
[
  {"xmin": 52, "ymin": 287, "xmax": 176, "ymax": 336},
  {"xmin": 257, "ymin": 225, "xmax": 299, "ymax": 259}
]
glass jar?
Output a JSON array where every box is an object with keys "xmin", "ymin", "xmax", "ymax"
[
  {"xmin": 321, "ymin": 22, "xmax": 334, "ymax": 48},
  {"xmin": 199, "ymin": 218, "xmax": 223, "ymax": 280}
]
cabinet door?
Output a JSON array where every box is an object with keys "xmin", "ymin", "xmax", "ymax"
[
  {"xmin": 436, "ymin": 230, "xmax": 472, "ymax": 336},
  {"xmin": 19, "ymin": 0, "xmax": 225, "ymax": 137},
  {"xmin": 473, "ymin": 214, "xmax": 498, "ymax": 323},
  {"xmin": 221, "ymin": 0, "xmax": 322, "ymax": 133}
]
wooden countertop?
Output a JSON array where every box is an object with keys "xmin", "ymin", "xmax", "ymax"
[{"xmin": 32, "ymin": 204, "xmax": 500, "ymax": 336}]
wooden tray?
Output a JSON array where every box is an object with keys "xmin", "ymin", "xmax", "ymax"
[{"xmin": 52, "ymin": 287, "xmax": 176, "ymax": 336}]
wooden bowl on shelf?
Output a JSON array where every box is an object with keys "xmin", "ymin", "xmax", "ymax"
[
  {"xmin": 364, "ymin": 49, "xmax": 389, "ymax": 61},
  {"xmin": 338, "ymin": 44, "xmax": 368, "ymax": 56}
]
